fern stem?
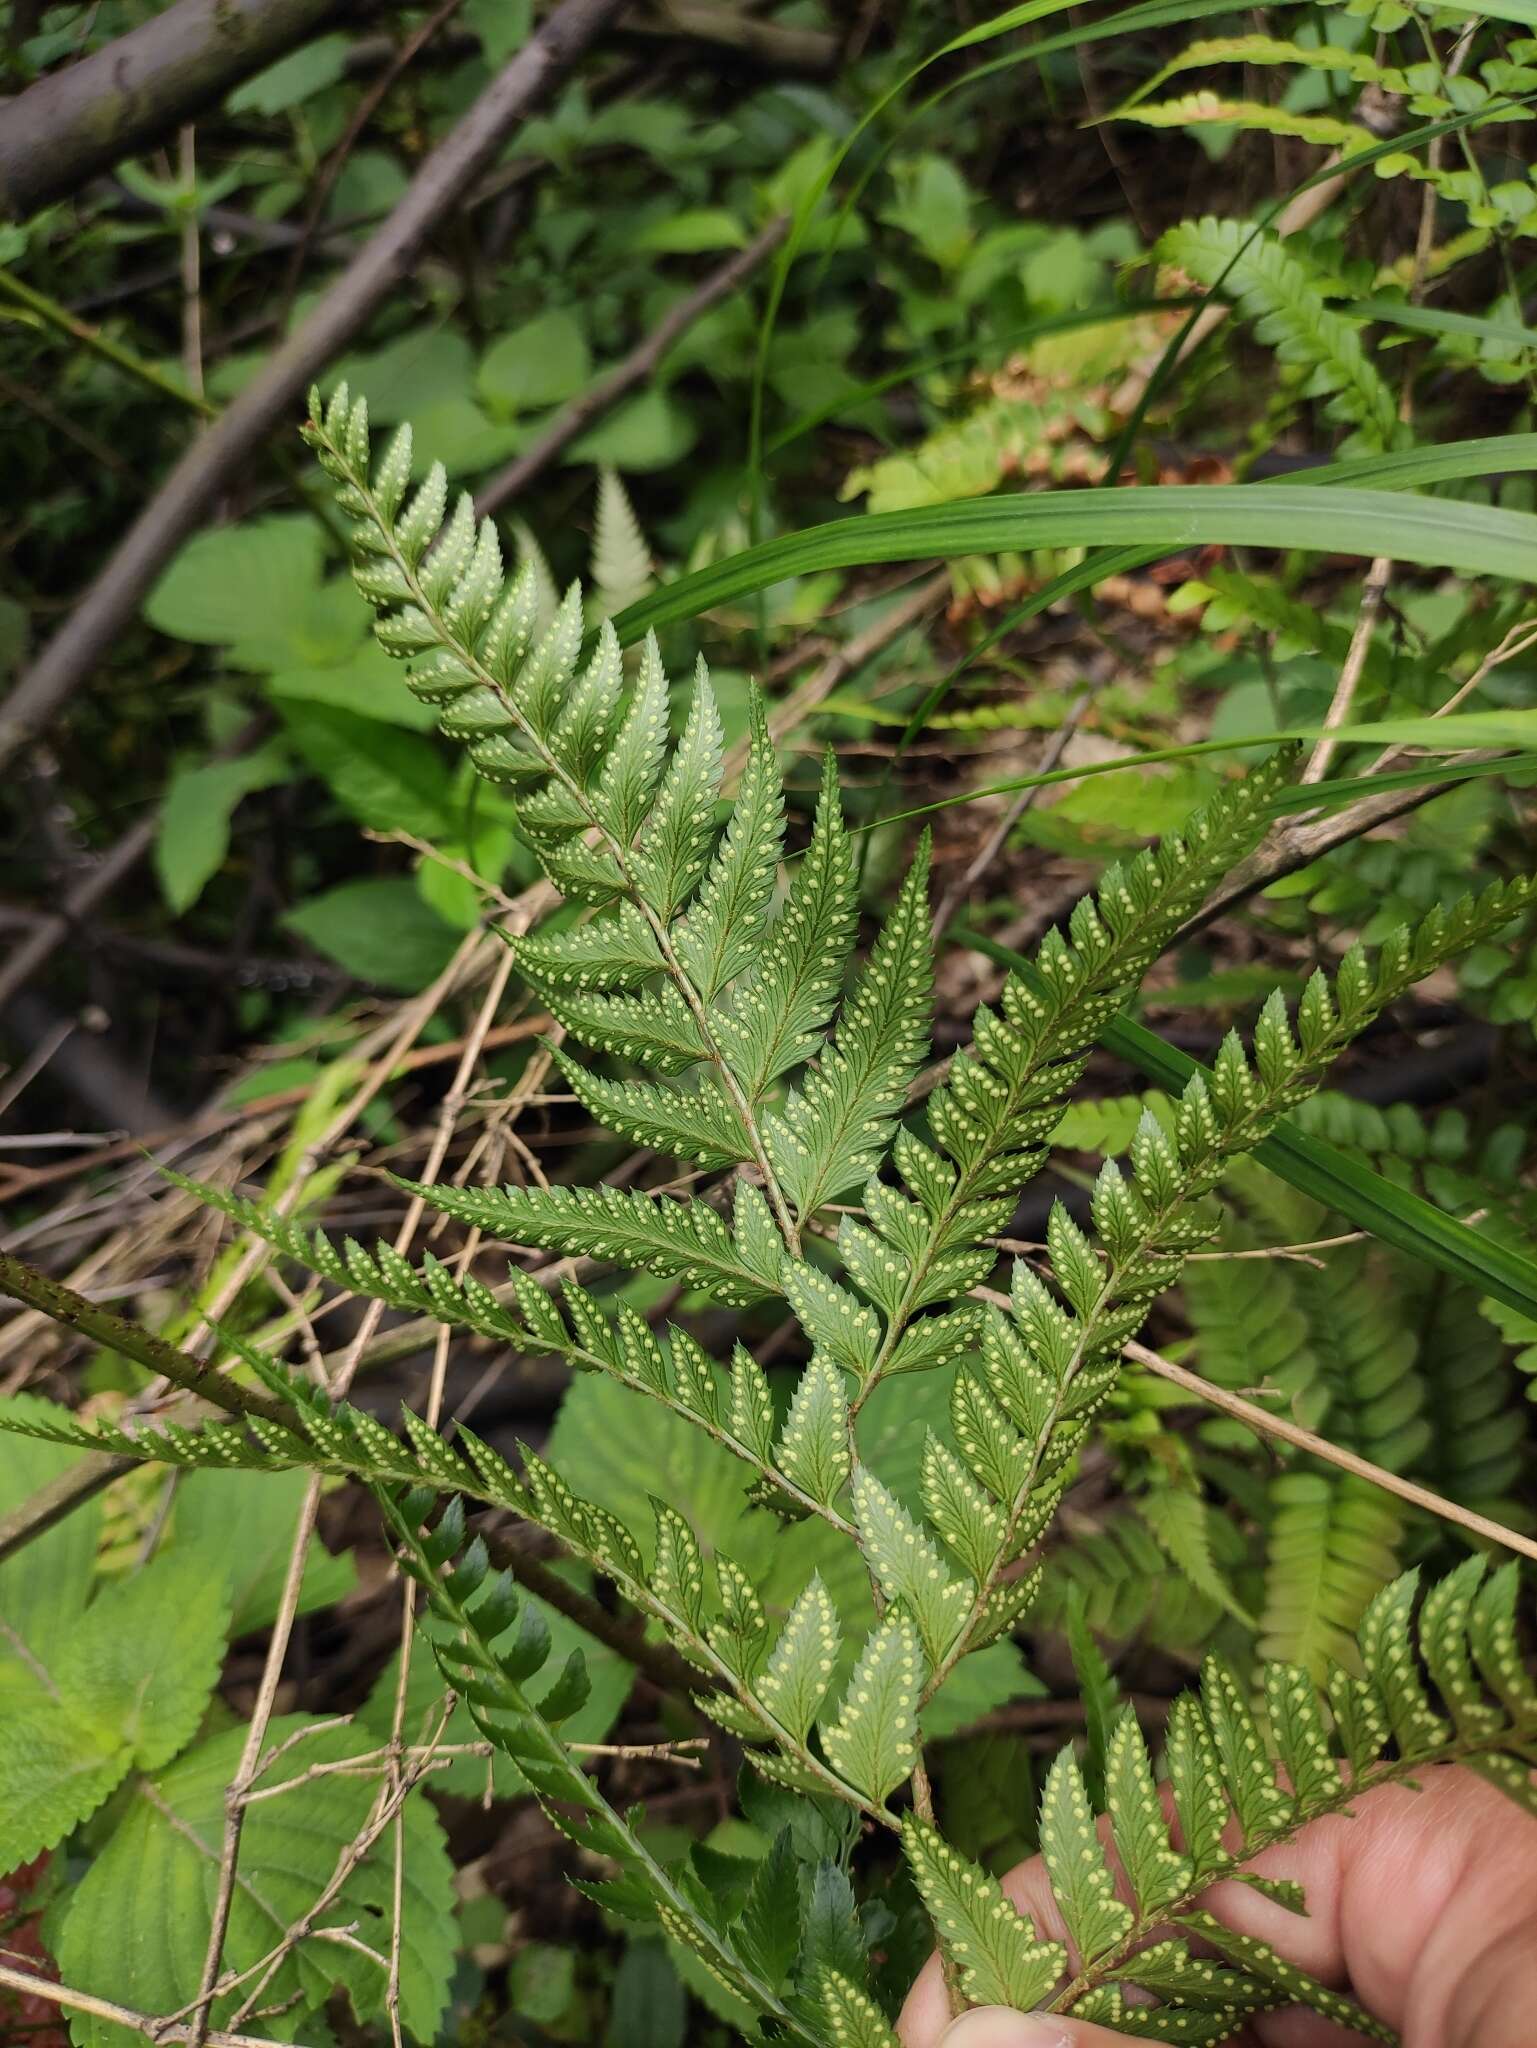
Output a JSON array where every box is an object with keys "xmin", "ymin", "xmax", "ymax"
[{"xmin": 0, "ymin": 1250, "xmax": 291, "ymax": 1427}]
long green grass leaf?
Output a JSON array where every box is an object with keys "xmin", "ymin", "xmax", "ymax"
[{"xmin": 614, "ymin": 485, "xmax": 1537, "ymax": 645}]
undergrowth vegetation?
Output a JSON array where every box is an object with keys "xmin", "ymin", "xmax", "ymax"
[{"xmin": 2, "ymin": 2, "xmax": 1536, "ymax": 2043}]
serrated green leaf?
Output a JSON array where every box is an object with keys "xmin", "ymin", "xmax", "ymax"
[
  {"xmin": 775, "ymin": 1354, "xmax": 852, "ymax": 1507},
  {"xmin": 1200, "ymin": 1655, "xmax": 1292, "ymax": 1843},
  {"xmin": 766, "ymin": 840, "xmax": 933, "ymax": 1219},
  {"xmin": 399, "ymin": 1177, "xmax": 775, "ymax": 1307},
  {"xmin": 781, "ymin": 1259, "xmax": 882, "ymax": 1378},
  {"xmin": 634, "ymin": 665, "xmax": 724, "ymax": 917},
  {"xmin": 1105, "ymin": 1710, "xmax": 1191, "ymax": 1915},
  {"xmin": 56, "ymin": 1716, "xmax": 455, "ymax": 2046},
  {"xmin": 901, "ymin": 1815, "xmax": 1066, "ymax": 2008},
  {"xmin": 676, "ymin": 684, "xmax": 785, "ymax": 1001},
  {"xmin": 721, "ymin": 750, "xmax": 860, "ymax": 1099},
  {"xmin": 919, "ymin": 1433, "xmax": 1004, "ymax": 1582},
  {"xmin": 821, "ymin": 1612, "xmax": 925, "ymax": 1804},
  {"xmin": 757, "ymin": 1577, "xmax": 842, "ymax": 1743},
  {"xmin": 817, "ymin": 1969, "xmax": 902, "ymax": 2047},
  {"xmin": 851, "ymin": 1469, "xmax": 969, "ymax": 1664},
  {"xmin": 1039, "ymin": 1747, "xmax": 1134, "ymax": 1963}
]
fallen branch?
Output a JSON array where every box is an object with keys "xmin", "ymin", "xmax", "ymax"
[
  {"xmin": 0, "ymin": 0, "xmax": 397, "ymax": 221},
  {"xmin": 0, "ymin": 0, "xmax": 629, "ymax": 773}
]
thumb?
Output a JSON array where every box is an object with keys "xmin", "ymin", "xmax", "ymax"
[{"xmin": 939, "ymin": 2012, "xmax": 1126, "ymax": 2048}]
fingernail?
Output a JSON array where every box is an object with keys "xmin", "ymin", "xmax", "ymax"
[{"xmin": 941, "ymin": 2010, "xmax": 1071, "ymax": 2048}]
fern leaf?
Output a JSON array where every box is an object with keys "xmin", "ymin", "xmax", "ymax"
[
  {"xmin": 719, "ymin": 749, "xmax": 860, "ymax": 1099},
  {"xmin": 1039, "ymin": 1749, "xmax": 1135, "ymax": 1961},
  {"xmin": 901, "ymin": 1815, "xmax": 1066, "ymax": 2009},
  {"xmin": 1157, "ymin": 219, "xmax": 1400, "ymax": 455},
  {"xmin": 675, "ymin": 684, "xmax": 786, "ymax": 1001},
  {"xmin": 590, "ymin": 467, "xmax": 653, "ymax": 619},
  {"xmin": 595, "ymin": 631, "xmax": 670, "ymax": 846},
  {"xmin": 552, "ymin": 1049, "xmax": 748, "ymax": 1169},
  {"xmin": 767, "ymin": 839, "xmax": 933, "ymax": 1219},
  {"xmin": 511, "ymin": 901, "xmax": 663, "ymax": 991},
  {"xmin": 820, "ymin": 1612, "xmax": 924, "ymax": 1805},
  {"xmin": 756, "ymin": 1577, "xmax": 842, "ymax": 1742},
  {"xmin": 633, "ymin": 662, "xmax": 724, "ymax": 918}
]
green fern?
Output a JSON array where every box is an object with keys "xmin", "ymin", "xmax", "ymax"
[
  {"xmin": 6, "ymin": 383, "xmax": 1537, "ymax": 2047},
  {"xmin": 1157, "ymin": 219, "xmax": 1403, "ymax": 456}
]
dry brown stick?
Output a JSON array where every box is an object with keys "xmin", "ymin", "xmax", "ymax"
[
  {"xmin": 474, "ymin": 212, "xmax": 789, "ymax": 517},
  {"xmin": 276, "ymin": 0, "xmax": 468, "ymax": 329},
  {"xmin": 0, "ymin": 0, "xmax": 395, "ymax": 220},
  {"xmin": 1122, "ymin": 1337, "xmax": 1537, "ymax": 1565},
  {"xmin": 0, "ymin": 0, "xmax": 629, "ymax": 773},
  {"xmin": 0, "ymin": 1016, "xmax": 549, "ymax": 1201},
  {"xmin": 0, "ymin": 1960, "xmax": 278, "ymax": 2048}
]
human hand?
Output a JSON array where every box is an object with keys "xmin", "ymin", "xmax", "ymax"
[{"xmin": 898, "ymin": 1763, "xmax": 1537, "ymax": 2048}]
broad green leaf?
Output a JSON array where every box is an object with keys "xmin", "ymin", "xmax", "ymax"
[
  {"xmin": 570, "ymin": 388, "xmax": 697, "ymax": 472},
  {"xmin": 55, "ymin": 1716, "xmax": 455, "ymax": 2046},
  {"xmin": 227, "ymin": 33, "xmax": 350, "ymax": 114},
  {"xmin": 145, "ymin": 518, "xmax": 324, "ymax": 663},
  {"xmin": 0, "ymin": 1396, "xmax": 102, "ymax": 1668},
  {"xmin": 283, "ymin": 877, "xmax": 459, "ymax": 991},
  {"xmin": 280, "ymin": 701, "xmax": 454, "ymax": 838},
  {"xmin": 173, "ymin": 1467, "xmax": 356, "ymax": 1636},
  {"xmin": 56, "ymin": 1549, "xmax": 228, "ymax": 1772},
  {"xmin": 155, "ymin": 746, "xmax": 290, "ymax": 914},
  {"xmin": 478, "ymin": 309, "xmax": 592, "ymax": 415}
]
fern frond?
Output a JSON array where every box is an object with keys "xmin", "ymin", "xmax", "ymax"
[
  {"xmin": 914, "ymin": 1562, "xmax": 1537, "ymax": 2039},
  {"xmin": 1121, "ymin": 93, "xmax": 1368, "ymax": 151},
  {"xmin": 1157, "ymin": 219, "xmax": 1402, "ymax": 455},
  {"xmin": 391, "ymin": 1176, "xmax": 784, "ymax": 1305}
]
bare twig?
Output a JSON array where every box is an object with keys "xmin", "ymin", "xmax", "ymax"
[
  {"xmin": 475, "ymin": 213, "xmax": 790, "ymax": 516},
  {"xmin": 1299, "ymin": 554, "xmax": 1392, "ymax": 785},
  {"xmin": 1123, "ymin": 1337, "xmax": 1537, "ymax": 1564},
  {"xmin": 0, "ymin": 0, "xmax": 391, "ymax": 220},
  {"xmin": 0, "ymin": 1960, "xmax": 279, "ymax": 2048},
  {"xmin": 0, "ymin": 0, "xmax": 629, "ymax": 772},
  {"xmin": 276, "ymin": 0, "xmax": 468, "ymax": 329}
]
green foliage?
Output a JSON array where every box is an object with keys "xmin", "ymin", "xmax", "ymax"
[
  {"xmin": 8, "ymin": 15, "xmax": 1537, "ymax": 2039},
  {"xmin": 1157, "ymin": 220, "xmax": 1402, "ymax": 456}
]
